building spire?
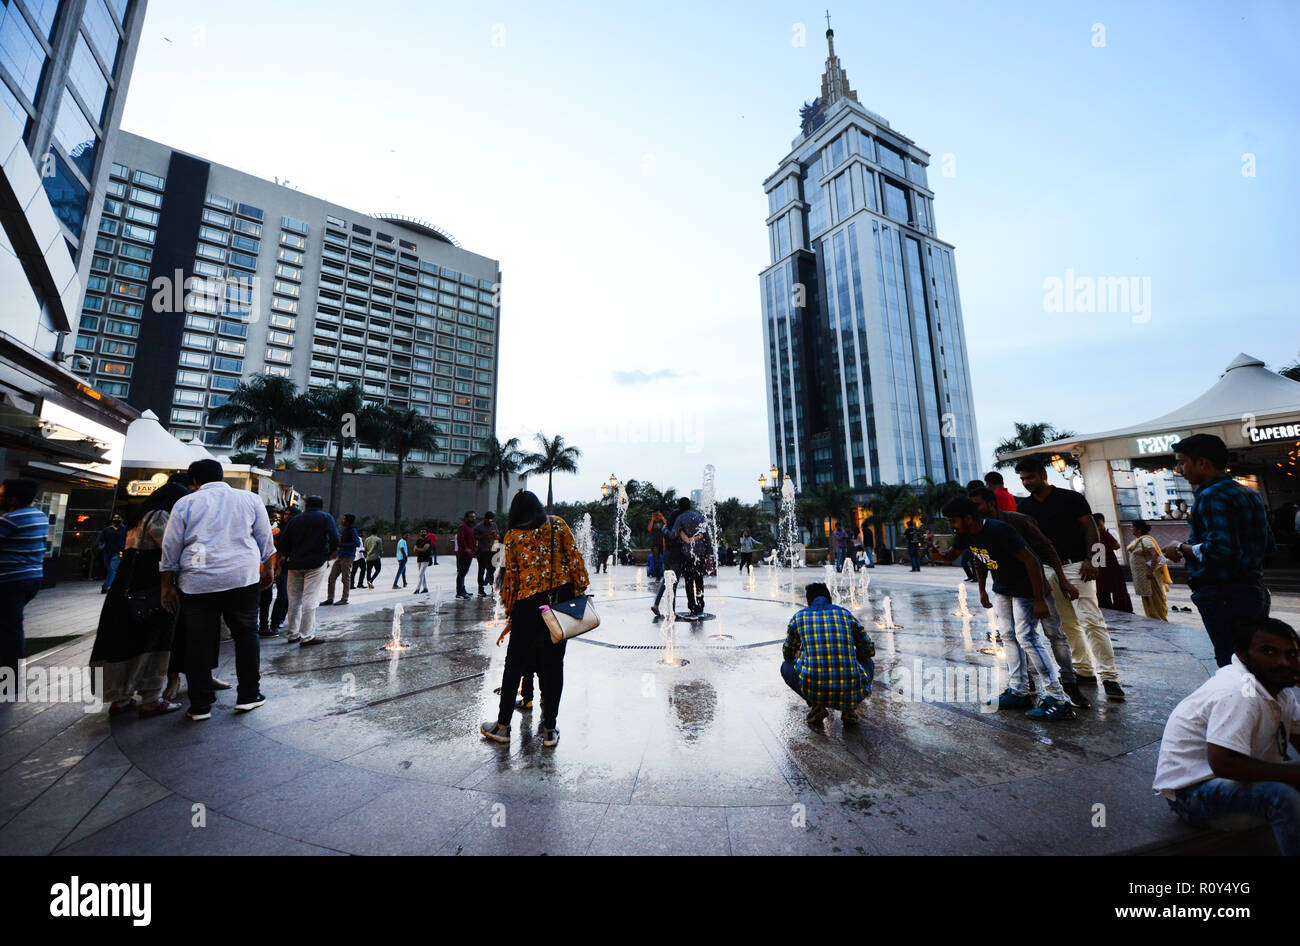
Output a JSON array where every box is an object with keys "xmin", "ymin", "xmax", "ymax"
[{"xmin": 819, "ymin": 13, "xmax": 858, "ymax": 108}]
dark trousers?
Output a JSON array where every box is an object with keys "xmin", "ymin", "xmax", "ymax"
[
  {"xmin": 455, "ymin": 556, "xmax": 472, "ymax": 596},
  {"xmin": 497, "ymin": 588, "xmax": 570, "ymax": 729},
  {"xmin": 960, "ymin": 549, "xmax": 977, "ymax": 581},
  {"xmin": 393, "ymin": 559, "xmax": 408, "ymax": 587},
  {"xmin": 259, "ymin": 569, "xmax": 289, "ymax": 631},
  {"xmin": 593, "ymin": 555, "xmax": 607, "ymax": 574},
  {"xmin": 477, "ymin": 552, "xmax": 495, "ymax": 593},
  {"xmin": 908, "ymin": 549, "xmax": 922, "ymax": 571},
  {"xmin": 180, "ymin": 582, "xmax": 261, "ymax": 711},
  {"xmin": 350, "ymin": 558, "xmax": 366, "ymax": 587},
  {"xmin": 681, "ymin": 557, "xmax": 705, "ymax": 613},
  {"xmin": 0, "ymin": 578, "xmax": 41, "ymax": 676},
  {"xmin": 780, "ymin": 660, "xmax": 808, "ymax": 704},
  {"xmin": 738, "ymin": 552, "xmax": 753, "ymax": 571},
  {"xmin": 1193, "ymin": 583, "xmax": 1271, "ymax": 667},
  {"xmin": 365, "ymin": 560, "xmax": 381, "ymax": 584}
]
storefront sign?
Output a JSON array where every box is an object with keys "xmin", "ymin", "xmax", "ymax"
[
  {"xmin": 126, "ymin": 473, "xmax": 169, "ymax": 496},
  {"xmin": 1249, "ymin": 419, "xmax": 1300, "ymax": 443},
  {"xmin": 1133, "ymin": 431, "xmax": 1190, "ymax": 456}
]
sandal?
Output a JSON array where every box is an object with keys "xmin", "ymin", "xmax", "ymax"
[{"xmin": 139, "ymin": 700, "xmax": 183, "ymax": 717}]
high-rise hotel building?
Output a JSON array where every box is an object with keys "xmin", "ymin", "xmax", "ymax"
[
  {"xmin": 74, "ymin": 132, "xmax": 502, "ymax": 471},
  {"xmin": 759, "ymin": 27, "xmax": 980, "ymax": 492}
]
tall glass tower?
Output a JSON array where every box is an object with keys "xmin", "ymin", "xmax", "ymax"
[{"xmin": 759, "ymin": 25, "xmax": 980, "ymax": 494}]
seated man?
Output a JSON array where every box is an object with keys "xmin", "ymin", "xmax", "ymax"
[
  {"xmin": 781, "ymin": 582, "xmax": 875, "ymax": 727},
  {"xmin": 1153, "ymin": 618, "xmax": 1300, "ymax": 855}
]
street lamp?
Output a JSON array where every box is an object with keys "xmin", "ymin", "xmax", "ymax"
[{"xmin": 1051, "ymin": 454, "xmax": 1068, "ymax": 474}]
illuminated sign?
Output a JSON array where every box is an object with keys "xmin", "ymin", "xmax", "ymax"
[
  {"xmin": 1250, "ymin": 420, "xmax": 1300, "ymax": 443},
  {"xmin": 126, "ymin": 473, "xmax": 169, "ymax": 496},
  {"xmin": 1133, "ymin": 432, "xmax": 1190, "ymax": 456}
]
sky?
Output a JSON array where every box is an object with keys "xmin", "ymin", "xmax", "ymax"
[{"xmin": 117, "ymin": 0, "xmax": 1300, "ymax": 503}]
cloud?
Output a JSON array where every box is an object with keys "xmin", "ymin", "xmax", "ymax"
[{"xmin": 612, "ymin": 369, "xmax": 682, "ymax": 386}]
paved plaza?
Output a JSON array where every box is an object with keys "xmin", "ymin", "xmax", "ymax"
[{"xmin": 0, "ymin": 564, "xmax": 1272, "ymax": 856}]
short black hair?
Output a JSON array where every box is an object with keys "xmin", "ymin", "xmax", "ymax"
[
  {"xmin": 1234, "ymin": 617, "xmax": 1300, "ymax": 655},
  {"xmin": 2, "ymin": 479, "xmax": 38, "ymax": 506},
  {"xmin": 1172, "ymin": 433, "xmax": 1228, "ymax": 470},
  {"xmin": 805, "ymin": 582, "xmax": 831, "ymax": 604},
  {"xmin": 965, "ymin": 480, "xmax": 985, "ymax": 491},
  {"xmin": 984, "ymin": 471, "xmax": 1005, "ymax": 486},
  {"xmin": 342, "ymin": 513, "xmax": 355, "ymax": 525},
  {"xmin": 942, "ymin": 497, "xmax": 979, "ymax": 519},
  {"xmin": 464, "ymin": 510, "xmax": 475, "ymax": 520},
  {"xmin": 677, "ymin": 497, "xmax": 692, "ymax": 511},
  {"xmin": 1014, "ymin": 457, "xmax": 1047, "ymax": 475},
  {"xmin": 1132, "ymin": 520, "xmax": 1151, "ymax": 535},
  {"xmin": 969, "ymin": 486, "xmax": 997, "ymax": 504},
  {"xmin": 483, "ymin": 511, "xmax": 494, "ymax": 520},
  {"xmin": 188, "ymin": 458, "xmax": 224, "ymax": 485},
  {"xmin": 1093, "ymin": 512, "xmax": 1105, "ymax": 524},
  {"xmin": 305, "ymin": 495, "xmax": 324, "ymax": 509}
]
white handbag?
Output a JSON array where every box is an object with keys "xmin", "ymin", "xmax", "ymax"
[{"xmin": 538, "ymin": 517, "xmax": 600, "ymax": 643}]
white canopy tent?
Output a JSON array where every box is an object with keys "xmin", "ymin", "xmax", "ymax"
[{"xmin": 121, "ymin": 409, "xmax": 216, "ymax": 470}]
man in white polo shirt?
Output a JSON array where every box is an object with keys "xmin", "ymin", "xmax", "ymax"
[
  {"xmin": 161, "ymin": 459, "xmax": 275, "ymax": 721},
  {"xmin": 1153, "ymin": 617, "xmax": 1300, "ymax": 855}
]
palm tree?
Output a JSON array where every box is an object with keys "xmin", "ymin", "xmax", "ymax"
[
  {"xmin": 993, "ymin": 421, "xmax": 1078, "ymax": 470},
  {"xmin": 228, "ymin": 450, "xmax": 263, "ymax": 466},
  {"xmin": 918, "ymin": 476, "xmax": 967, "ymax": 522},
  {"xmin": 1279, "ymin": 361, "xmax": 1300, "ymax": 383},
  {"xmin": 304, "ymin": 383, "xmax": 384, "ymax": 517},
  {"xmin": 521, "ymin": 432, "xmax": 581, "ymax": 511},
  {"xmin": 459, "ymin": 435, "xmax": 524, "ymax": 516},
  {"xmin": 799, "ymin": 482, "xmax": 855, "ymax": 542},
  {"xmin": 373, "ymin": 406, "xmax": 443, "ymax": 525},
  {"xmin": 207, "ymin": 374, "xmax": 311, "ymax": 469}
]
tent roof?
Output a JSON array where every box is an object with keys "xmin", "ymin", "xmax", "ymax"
[
  {"xmin": 122, "ymin": 409, "xmax": 212, "ymax": 470},
  {"xmin": 998, "ymin": 353, "xmax": 1300, "ymax": 459}
]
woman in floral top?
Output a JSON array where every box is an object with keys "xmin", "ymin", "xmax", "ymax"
[{"xmin": 481, "ymin": 490, "xmax": 589, "ymax": 748}]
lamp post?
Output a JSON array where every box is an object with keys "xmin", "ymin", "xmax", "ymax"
[{"xmin": 758, "ymin": 465, "xmax": 783, "ymax": 545}]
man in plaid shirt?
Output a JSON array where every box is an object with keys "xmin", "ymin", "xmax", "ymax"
[
  {"xmin": 1163, "ymin": 434, "xmax": 1275, "ymax": 667},
  {"xmin": 782, "ymin": 582, "xmax": 875, "ymax": 727}
]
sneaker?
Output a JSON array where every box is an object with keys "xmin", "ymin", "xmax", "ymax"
[
  {"xmin": 480, "ymin": 721, "xmax": 510, "ymax": 743},
  {"xmin": 1026, "ymin": 695, "xmax": 1077, "ymax": 720},
  {"xmin": 806, "ymin": 705, "xmax": 829, "ymax": 726},
  {"xmin": 186, "ymin": 708, "xmax": 211, "ymax": 721},
  {"xmin": 211, "ymin": 677, "xmax": 233, "ymax": 690},
  {"xmin": 992, "ymin": 688, "xmax": 1033, "ymax": 710},
  {"xmin": 299, "ymin": 636, "xmax": 325, "ymax": 646},
  {"xmin": 651, "ymin": 605, "xmax": 661, "ymax": 617},
  {"xmin": 542, "ymin": 727, "xmax": 560, "ymax": 747},
  {"xmin": 234, "ymin": 694, "xmax": 266, "ymax": 712},
  {"xmin": 319, "ymin": 600, "xmax": 333, "ymax": 607},
  {"xmin": 515, "ymin": 698, "xmax": 534, "ymax": 711},
  {"xmin": 1075, "ymin": 674, "xmax": 1098, "ymax": 685},
  {"xmin": 368, "ymin": 582, "xmax": 375, "ymax": 589},
  {"xmin": 1062, "ymin": 682, "xmax": 1091, "ymax": 709},
  {"xmin": 1104, "ymin": 680, "xmax": 1126, "ymax": 702},
  {"xmin": 258, "ymin": 628, "xmax": 278, "ymax": 638}
]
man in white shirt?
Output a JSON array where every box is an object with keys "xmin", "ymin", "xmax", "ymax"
[
  {"xmin": 1153, "ymin": 617, "xmax": 1300, "ymax": 854},
  {"xmin": 161, "ymin": 460, "xmax": 275, "ymax": 721}
]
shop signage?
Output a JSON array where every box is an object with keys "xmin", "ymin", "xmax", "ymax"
[
  {"xmin": 1133, "ymin": 431, "xmax": 1190, "ymax": 456},
  {"xmin": 126, "ymin": 473, "xmax": 169, "ymax": 496},
  {"xmin": 1249, "ymin": 419, "xmax": 1300, "ymax": 443}
]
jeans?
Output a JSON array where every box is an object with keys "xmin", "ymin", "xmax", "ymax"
[
  {"xmin": 102, "ymin": 553, "xmax": 121, "ymax": 592},
  {"xmin": 497, "ymin": 588, "xmax": 569, "ymax": 729},
  {"xmin": 1045, "ymin": 562, "xmax": 1117, "ymax": 682},
  {"xmin": 1172, "ymin": 778, "xmax": 1300, "ymax": 856},
  {"xmin": 477, "ymin": 552, "xmax": 495, "ymax": 594},
  {"xmin": 180, "ymin": 582, "xmax": 261, "ymax": 711},
  {"xmin": 455, "ymin": 556, "xmax": 472, "ymax": 596},
  {"xmin": 415, "ymin": 561, "xmax": 429, "ymax": 593},
  {"xmin": 284, "ymin": 564, "xmax": 328, "ymax": 640},
  {"xmin": 653, "ymin": 572, "xmax": 679, "ymax": 613},
  {"xmin": 780, "ymin": 659, "xmax": 808, "ymax": 703},
  {"xmin": 960, "ymin": 549, "xmax": 977, "ymax": 581},
  {"xmin": 325, "ymin": 556, "xmax": 352, "ymax": 603},
  {"xmin": 993, "ymin": 593, "xmax": 1065, "ymax": 701},
  {"xmin": 863, "ymin": 547, "xmax": 874, "ymax": 567},
  {"xmin": 835, "ymin": 547, "xmax": 848, "ymax": 572},
  {"xmin": 1036, "ymin": 575, "xmax": 1077, "ymax": 684},
  {"xmin": 365, "ymin": 559, "xmax": 381, "ymax": 584},
  {"xmin": 0, "ymin": 578, "xmax": 41, "ymax": 676},
  {"xmin": 648, "ymin": 553, "xmax": 663, "ymax": 579},
  {"xmin": 908, "ymin": 549, "xmax": 921, "ymax": 571},
  {"xmin": 393, "ymin": 559, "xmax": 408, "ymax": 588},
  {"xmin": 1192, "ymin": 584, "xmax": 1271, "ymax": 668}
]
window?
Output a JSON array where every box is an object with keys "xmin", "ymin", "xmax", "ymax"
[
  {"xmin": 120, "ymin": 223, "xmax": 155, "ymax": 244},
  {"xmin": 82, "ymin": 294, "xmax": 104, "ymax": 312},
  {"xmin": 131, "ymin": 169, "xmax": 166, "ymax": 191},
  {"xmin": 98, "ymin": 381, "xmax": 128, "ymax": 397},
  {"xmin": 233, "ymin": 218, "xmax": 261, "ymax": 237},
  {"xmin": 205, "ymin": 193, "xmax": 235, "ymax": 212},
  {"xmin": 280, "ymin": 232, "xmax": 306, "ymax": 251},
  {"xmin": 268, "ymin": 314, "xmax": 295, "ymax": 329},
  {"xmin": 74, "ymin": 335, "xmax": 95, "ymax": 352},
  {"xmin": 101, "ymin": 339, "xmax": 135, "ymax": 356},
  {"xmin": 213, "ymin": 356, "xmax": 242, "ymax": 373},
  {"xmin": 97, "ymin": 359, "xmax": 132, "ymax": 377},
  {"xmin": 278, "ymin": 248, "xmax": 303, "ymax": 265},
  {"xmin": 171, "ymin": 409, "xmax": 202, "ymax": 425},
  {"xmin": 281, "ymin": 216, "xmax": 308, "ymax": 234},
  {"xmin": 228, "ymin": 251, "xmax": 257, "ymax": 270},
  {"xmin": 174, "ymin": 389, "xmax": 205, "ymax": 406},
  {"xmin": 119, "ymin": 243, "xmax": 152, "ymax": 262},
  {"xmin": 176, "ymin": 370, "xmax": 207, "ymax": 387},
  {"xmin": 231, "ymin": 234, "xmax": 259, "ymax": 253},
  {"xmin": 219, "ymin": 320, "xmax": 248, "ymax": 338},
  {"xmin": 178, "ymin": 351, "xmax": 210, "ymax": 368},
  {"xmin": 210, "ymin": 375, "xmax": 239, "ymax": 391},
  {"xmin": 202, "ymin": 208, "xmax": 231, "ymax": 227},
  {"xmin": 107, "ymin": 300, "xmax": 142, "ymax": 317},
  {"xmin": 182, "ymin": 332, "xmax": 213, "ymax": 350},
  {"xmin": 236, "ymin": 202, "xmax": 263, "ymax": 221},
  {"xmin": 185, "ymin": 314, "xmax": 217, "ymax": 331},
  {"xmin": 267, "ymin": 330, "xmax": 293, "ymax": 346},
  {"xmin": 198, "ymin": 225, "xmax": 229, "ymax": 245},
  {"xmin": 215, "ymin": 339, "xmax": 245, "ymax": 356},
  {"xmin": 265, "ymin": 347, "xmax": 292, "ymax": 364},
  {"xmin": 129, "ymin": 187, "xmax": 163, "ymax": 209}
]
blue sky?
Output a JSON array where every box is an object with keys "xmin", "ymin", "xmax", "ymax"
[{"xmin": 119, "ymin": 0, "xmax": 1300, "ymax": 502}]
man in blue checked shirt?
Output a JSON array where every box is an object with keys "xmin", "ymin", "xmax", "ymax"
[
  {"xmin": 0, "ymin": 479, "xmax": 49, "ymax": 677},
  {"xmin": 781, "ymin": 582, "xmax": 875, "ymax": 727},
  {"xmin": 1163, "ymin": 434, "xmax": 1275, "ymax": 667}
]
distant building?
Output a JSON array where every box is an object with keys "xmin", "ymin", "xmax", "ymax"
[
  {"xmin": 75, "ymin": 132, "xmax": 503, "ymax": 473},
  {"xmin": 759, "ymin": 24, "xmax": 980, "ymax": 493},
  {"xmin": 1135, "ymin": 469, "xmax": 1195, "ymax": 521}
]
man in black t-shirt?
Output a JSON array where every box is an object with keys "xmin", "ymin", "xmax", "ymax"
[
  {"xmin": 1015, "ymin": 458, "xmax": 1125, "ymax": 702},
  {"xmin": 939, "ymin": 498, "xmax": 1075, "ymax": 720}
]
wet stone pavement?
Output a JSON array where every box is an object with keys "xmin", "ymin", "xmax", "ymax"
[{"xmin": 0, "ymin": 566, "xmax": 1234, "ymax": 855}]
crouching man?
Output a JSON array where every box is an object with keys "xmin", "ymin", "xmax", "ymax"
[
  {"xmin": 781, "ymin": 582, "xmax": 874, "ymax": 727},
  {"xmin": 1153, "ymin": 618, "xmax": 1300, "ymax": 855}
]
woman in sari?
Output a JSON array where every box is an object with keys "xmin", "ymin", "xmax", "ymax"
[
  {"xmin": 1093, "ymin": 513, "xmax": 1133, "ymax": 612},
  {"xmin": 90, "ymin": 481, "xmax": 189, "ymax": 716},
  {"xmin": 1126, "ymin": 520, "xmax": 1169, "ymax": 621}
]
